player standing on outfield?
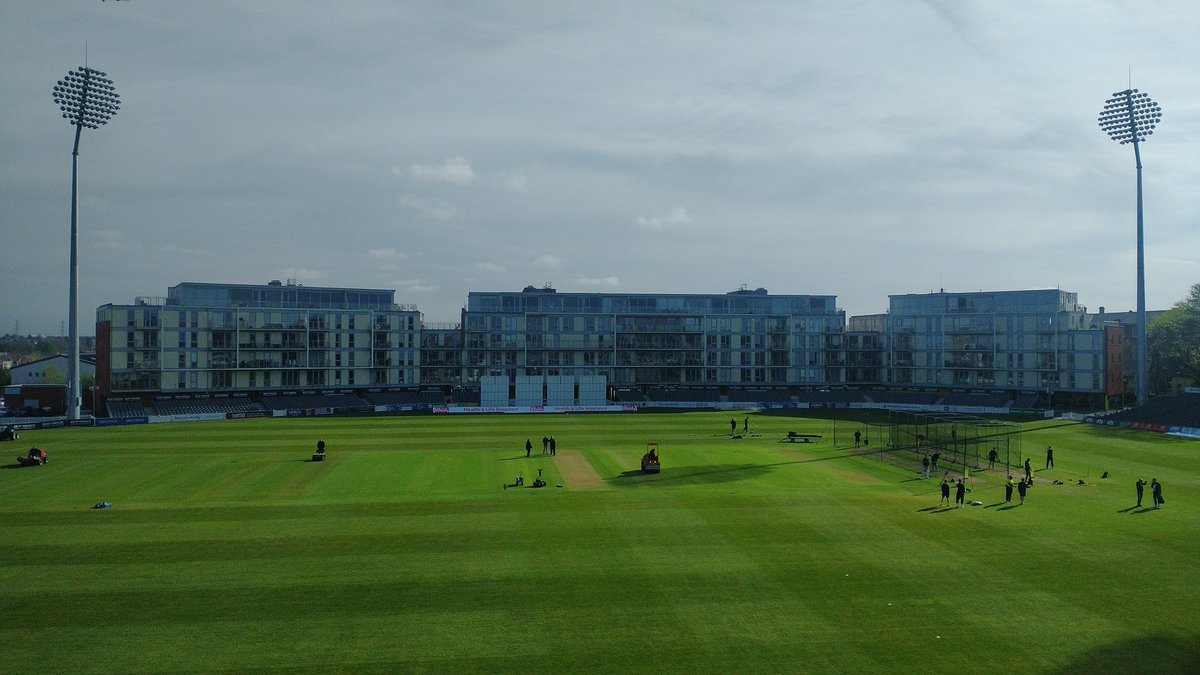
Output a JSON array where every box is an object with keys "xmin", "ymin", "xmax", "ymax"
[{"xmin": 939, "ymin": 479, "xmax": 950, "ymax": 506}]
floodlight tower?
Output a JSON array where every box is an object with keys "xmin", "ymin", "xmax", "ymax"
[
  {"xmin": 53, "ymin": 66, "xmax": 120, "ymax": 420},
  {"xmin": 1098, "ymin": 88, "xmax": 1162, "ymax": 407}
]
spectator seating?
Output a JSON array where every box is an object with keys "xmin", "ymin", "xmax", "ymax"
[
  {"xmin": 612, "ymin": 388, "xmax": 645, "ymax": 403},
  {"xmin": 152, "ymin": 397, "xmax": 262, "ymax": 416},
  {"xmin": 364, "ymin": 390, "xmax": 422, "ymax": 405},
  {"xmin": 727, "ymin": 389, "xmax": 792, "ymax": 403},
  {"xmin": 793, "ymin": 389, "xmax": 865, "ymax": 404},
  {"xmin": 645, "ymin": 387, "xmax": 720, "ymax": 402},
  {"xmin": 1010, "ymin": 393, "xmax": 1040, "ymax": 409},
  {"xmin": 365, "ymin": 390, "xmax": 448, "ymax": 406},
  {"xmin": 865, "ymin": 390, "xmax": 940, "ymax": 405},
  {"xmin": 1104, "ymin": 393, "xmax": 1200, "ymax": 428},
  {"xmin": 938, "ymin": 392, "xmax": 1010, "ymax": 408},
  {"xmin": 106, "ymin": 399, "xmax": 148, "ymax": 417},
  {"xmin": 258, "ymin": 394, "xmax": 371, "ymax": 411}
]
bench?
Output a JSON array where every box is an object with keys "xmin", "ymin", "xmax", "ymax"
[
  {"xmin": 311, "ymin": 453, "xmax": 326, "ymax": 462},
  {"xmin": 785, "ymin": 432, "xmax": 822, "ymax": 443}
]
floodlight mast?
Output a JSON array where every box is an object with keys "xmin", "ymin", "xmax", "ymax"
[
  {"xmin": 53, "ymin": 66, "xmax": 120, "ymax": 420},
  {"xmin": 1098, "ymin": 88, "xmax": 1161, "ymax": 407}
]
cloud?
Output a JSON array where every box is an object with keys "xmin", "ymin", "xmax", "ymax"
[
  {"xmin": 475, "ymin": 262, "xmax": 507, "ymax": 273},
  {"xmin": 635, "ymin": 207, "xmax": 696, "ymax": 230},
  {"xmin": 394, "ymin": 278, "xmax": 437, "ymax": 294},
  {"xmin": 406, "ymin": 156, "xmax": 475, "ymax": 185},
  {"xmin": 93, "ymin": 229, "xmax": 139, "ymax": 251},
  {"xmin": 368, "ymin": 247, "xmax": 407, "ymax": 260},
  {"xmin": 504, "ymin": 173, "xmax": 529, "ymax": 193},
  {"xmin": 533, "ymin": 254, "xmax": 563, "ymax": 270},
  {"xmin": 577, "ymin": 276, "xmax": 620, "ymax": 287},
  {"xmin": 400, "ymin": 194, "xmax": 457, "ymax": 220},
  {"xmin": 159, "ymin": 243, "xmax": 211, "ymax": 257},
  {"xmin": 282, "ymin": 268, "xmax": 330, "ymax": 283}
]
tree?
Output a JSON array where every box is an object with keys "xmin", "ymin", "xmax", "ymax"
[
  {"xmin": 1148, "ymin": 283, "xmax": 1200, "ymax": 394},
  {"xmin": 41, "ymin": 364, "xmax": 67, "ymax": 385}
]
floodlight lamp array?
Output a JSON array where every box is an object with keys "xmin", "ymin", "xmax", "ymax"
[
  {"xmin": 1098, "ymin": 88, "xmax": 1161, "ymax": 145},
  {"xmin": 52, "ymin": 66, "xmax": 120, "ymax": 129}
]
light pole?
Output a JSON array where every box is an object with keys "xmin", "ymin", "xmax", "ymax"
[
  {"xmin": 53, "ymin": 66, "xmax": 120, "ymax": 420},
  {"xmin": 1098, "ymin": 88, "xmax": 1162, "ymax": 408}
]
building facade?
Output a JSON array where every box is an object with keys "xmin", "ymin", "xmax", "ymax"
[
  {"xmin": 457, "ymin": 286, "xmax": 846, "ymax": 389},
  {"xmin": 96, "ymin": 281, "xmax": 421, "ymax": 406},
  {"xmin": 92, "ymin": 281, "xmax": 1129, "ymax": 411},
  {"xmin": 10, "ymin": 353, "xmax": 96, "ymax": 385},
  {"xmin": 874, "ymin": 289, "xmax": 1109, "ymax": 403}
]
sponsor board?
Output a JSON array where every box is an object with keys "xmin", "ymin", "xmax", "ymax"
[
  {"xmin": 377, "ymin": 404, "xmax": 416, "ymax": 413},
  {"xmin": 1168, "ymin": 427, "xmax": 1200, "ymax": 439},
  {"xmin": 95, "ymin": 416, "xmax": 149, "ymax": 427},
  {"xmin": 148, "ymin": 413, "xmax": 226, "ymax": 424},
  {"xmin": 845, "ymin": 402, "xmax": 1017, "ymax": 415},
  {"xmin": 225, "ymin": 410, "xmax": 270, "ymax": 420},
  {"xmin": 433, "ymin": 405, "xmax": 636, "ymax": 414},
  {"xmin": 3, "ymin": 419, "xmax": 75, "ymax": 430}
]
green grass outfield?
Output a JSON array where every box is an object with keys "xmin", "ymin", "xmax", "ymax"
[{"xmin": 2, "ymin": 411, "xmax": 1197, "ymax": 673}]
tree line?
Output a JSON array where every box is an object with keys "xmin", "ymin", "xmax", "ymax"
[{"xmin": 1148, "ymin": 282, "xmax": 1200, "ymax": 395}]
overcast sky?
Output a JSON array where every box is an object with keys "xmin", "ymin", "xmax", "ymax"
[{"xmin": 2, "ymin": 1, "xmax": 1197, "ymax": 335}]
